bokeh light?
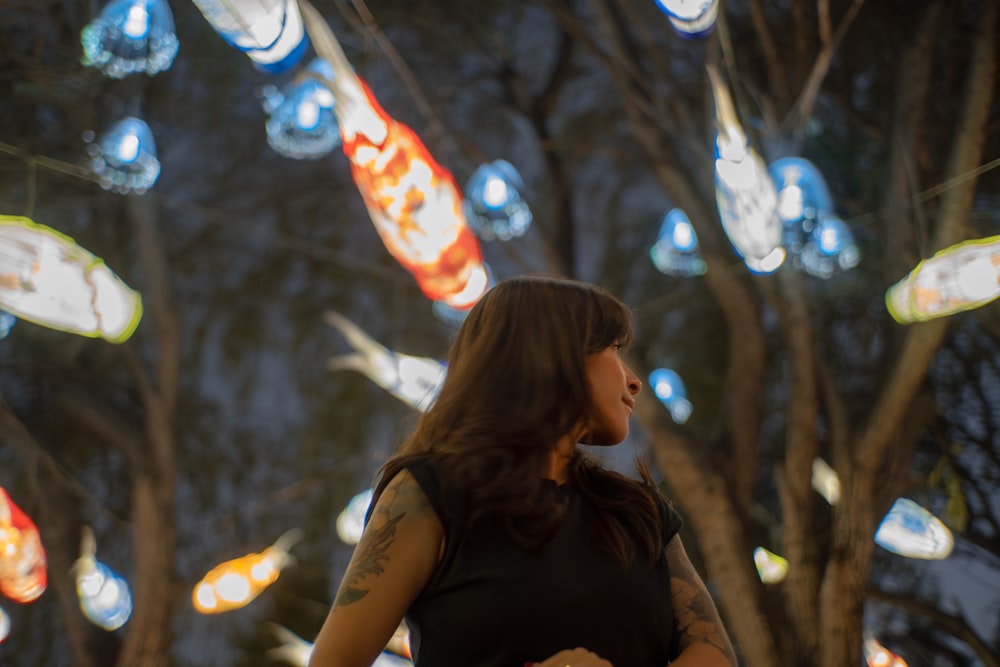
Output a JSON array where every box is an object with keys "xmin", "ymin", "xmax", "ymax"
[
  {"xmin": 81, "ymin": 0, "xmax": 178, "ymax": 78},
  {"xmin": 463, "ymin": 160, "xmax": 532, "ymax": 241},
  {"xmin": 261, "ymin": 58, "xmax": 341, "ymax": 159},
  {"xmin": 86, "ymin": 116, "xmax": 160, "ymax": 194}
]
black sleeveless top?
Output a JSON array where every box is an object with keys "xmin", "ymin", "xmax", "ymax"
[{"xmin": 404, "ymin": 459, "xmax": 684, "ymax": 667}]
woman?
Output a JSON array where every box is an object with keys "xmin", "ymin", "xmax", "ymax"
[{"xmin": 309, "ymin": 276, "xmax": 736, "ymax": 667}]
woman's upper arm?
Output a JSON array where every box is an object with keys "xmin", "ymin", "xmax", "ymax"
[
  {"xmin": 308, "ymin": 469, "xmax": 443, "ymax": 667},
  {"xmin": 665, "ymin": 535, "xmax": 738, "ymax": 667}
]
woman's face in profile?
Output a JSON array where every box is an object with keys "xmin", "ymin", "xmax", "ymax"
[{"xmin": 580, "ymin": 344, "xmax": 641, "ymax": 446}]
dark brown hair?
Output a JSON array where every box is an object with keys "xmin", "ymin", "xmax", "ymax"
[{"xmin": 373, "ymin": 275, "xmax": 665, "ymax": 567}]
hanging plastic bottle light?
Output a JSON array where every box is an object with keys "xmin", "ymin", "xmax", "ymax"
[
  {"xmin": 267, "ymin": 621, "xmax": 412, "ymax": 667},
  {"xmin": 462, "ymin": 160, "xmax": 532, "ymax": 241},
  {"xmin": 324, "ymin": 311, "xmax": 447, "ymax": 411},
  {"xmin": 268, "ymin": 623, "xmax": 315, "ymax": 666},
  {"xmin": 85, "ymin": 116, "xmax": 160, "ymax": 194},
  {"xmin": 769, "ymin": 158, "xmax": 858, "ymax": 278},
  {"xmin": 810, "ymin": 457, "xmax": 841, "ymax": 506},
  {"xmin": 0, "ymin": 602, "xmax": 9, "ymax": 643},
  {"xmin": 0, "ymin": 487, "xmax": 47, "ymax": 604},
  {"xmin": 0, "ymin": 311, "xmax": 16, "ymax": 339},
  {"xmin": 0, "ymin": 216, "xmax": 143, "ymax": 344},
  {"xmin": 875, "ymin": 498, "xmax": 953, "ymax": 560},
  {"xmin": 752, "ymin": 546, "xmax": 788, "ymax": 584},
  {"xmin": 336, "ymin": 488, "xmax": 374, "ymax": 545},
  {"xmin": 653, "ymin": 0, "xmax": 719, "ymax": 38},
  {"xmin": 863, "ymin": 634, "xmax": 909, "ymax": 667},
  {"xmin": 73, "ymin": 527, "xmax": 132, "ymax": 631},
  {"xmin": 300, "ymin": 2, "xmax": 489, "ymax": 311},
  {"xmin": 649, "ymin": 208, "xmax": 706, "ymax": 277},
  {"xmin": 192, "ymin": 529, "xmax": 302, "ymax": 614},
  {"xmin": 798, "ymin": 214, "xmax": 859, "ymax": 279},
  {"xmin": 261, "ymin": 58, "xmax": 341, "ymax": 159},
  {"xmin": 81, "ymin": 0, "xmax": 178, "ymax": 78},
  {"xmin": 649, "ymin": 368, "xmax": 692, "ymax": 424},
  {"xmin": 886, "ymin": 235, "xmax": 1000, "ymax": 324},
  {"xmin": 191, "ymin": 0, "xmax": 309, "ymax": 74},
  {"xmin": 707, "ymin": 65, "xmax": 785, "ymax": 274}
]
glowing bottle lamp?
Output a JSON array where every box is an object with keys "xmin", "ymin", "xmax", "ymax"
[
  {"xmin": 653, "ymin": 0, "xmax": 719, "ymax": 38},
  {"xmin": 649, "ymin": 368, "xmax": 692, "ymax": 424},
  {"xmin": 81, "ymin": 0, "xmax": 178, "ymax": 78},
  {"xmin": 191, "ymin": 0, "xmax": 309, "ymax": 74},
  {"xmin": 262, "ymin": 58, "xmax": 341, "ymax": 159},
  {"xmin": 463, "ymin": 160, "xmax": 532, "ymax": 241},
  {"xmin": 0, "ymin": 487, "xmax": 47, "ymax": 604},
  {"xmin": 707, "ymin": 65, "xmax": 784, "ymax": 274},
  {"xmin": 886, "ymin": 235, "xmax": 1000, "ymax": 324},
  {"xmin": 769, "ymin": 158, "xmax": 858, "ymax": 278},
  {"xmin": 268, "ymin": 624, "xmax": 315, "ymax": 666},
  {"xmin": 299, "ymin": 2, "xmax": 489, "ymax": 310},
  {"xmin": 798, "ymin": 214, "xmax": 859, "ymax": 279},
  {"xmin": 752, "ymin": 546, "xmax": 788, "ymax": 584},
  {"xmin": 86, "ymin": 116, "xmax": 160, "ymax": 194},
  {"xmin": 193, "ymin": 529, "xmax": 302, "ymax": 614},
  {"xmin": 0, "ymin": 603, "xmax": 9, "ymax": 643},
  {"xmin": 73, "ymin": 527, "xmax": 132, "ymax": 631},
  {"xmin": 810, "ymin": 457, "xmax": 841, "ymax": 506},
  {"xmin": 336, "ymin": 488, "xmax": 374, "ymax": 545},
  {"xmin": 864, "ymin": 635, "xmax": 909, "ymax": 667},
  {"xmin": 325, "ymin": 311, "xmax": 446, "ymax": 411},
  {"xmin": 0, "ymin": 216, "xmax": 143, "ymax": 343},
  {"xmin": 0, "ymin": 311, "xmax": 16, "ymax": 339},
  {"xmin": 875, "ymin": 498, "xmax": 953, "ymax": 560},
  {"xmin": 649, "ymin": 208, "xmax": 706, "ymax": 277}
]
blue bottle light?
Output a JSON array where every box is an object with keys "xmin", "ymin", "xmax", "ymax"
[
  {"xmin": 261, "ymin": 58, "xmax": 341, "ymax": 159},
  {"xmin": 649, "ymin": 208, "xmax": 706, "ymax": 277},
  {"xmin": 81, "ymin": 0, "xmax": 178, "ymax": 78},
  {"xmin": 462, "ymin": 160, "xmax": 532, "ymax": 241},
  {"xmin": 653, "ymin": 0, "xmax": 719, "ymax": 38},
  {"xmin": 649, "ymin": 368, "xmax": 692, "ymax": 424},
  {"xmin": 86, "ymin": 116, "xmax": 160, "ymax": 194},
  {"xmin": 191, "ymin": 0, "xmax": 309, "ymax": 74}
]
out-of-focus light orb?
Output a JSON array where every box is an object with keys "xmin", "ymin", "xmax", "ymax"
[
  {"xmin": 0, "ymin": 216, "xmax": 143, "ymax": 343},
  {"xmin": 769, "ymin": 158, "xmax": 834, "ymax": 224},
  {"xmin": 810, "ymin": 457, "xmax": 840, "ymax": 505},
  {"xmin": 649, "ymin": 368, "xmax": 692, "ymax": 424},
  {"xmin": 650, "ymin": 208, "xmax": 706, "ymax": 277},
  {"xmin": 708, "ymin": 66, "xmax": 785, "ymax": 274},
  {"xmin": 0, "ymin": 311, "xmax": 16, "ymax": 339},
  {"xmin": 875, "ymin": 498, "xmax": 954, "ymax": 560},
  {"xmin": 0, "ymin": 487, "xmax": 47, "ymax": 604},
  {"xmin": 463, "ymin": 160, "xmax": 532, "ymax": 241},
  {"xmin": 337, "ymin": 489, "xmax": 374, "ymax": 545},
  {"xmin": 85, "ymin": 116, "xmax": 160, "ymax": 194},
  {"xmin": 864, "ymin": 635, "xmax": 909, "ymax": 667},
  {"xmin": 886, "ymin": 235, "xmax": 1000, "ymax": 324},
  {"xmin": 653, "ymin": 0, "xmax": 719, "ymax": 38},
  {"xmin": 74, "ymin": 526, "xmax": 132, "ymax": 631},
  {"xmin": 262, "ymin": 58, "xmax": 341, "ymax": 159},
  {"xmin": 753, "ymin": 546, "xmax": 788, "ymax": 584},
  {"xmin": 191, "ymin": 529, "xmax": 301, "ymax": 614},
  {"xmin": 268, "ymin": 623, "xmax": 314, "ymax": 666},
  {"xmin": 798, "ymin": 215, "xmax": 859, "ymax": 279},
  {"xmin": 325, "ymin": 311, "xmax": 448, "ymax": 411},
  {"xmin": 0, "ymin": 603, "xmax": 8, "ymax": 643},
  {"xmin": 81, "ymin": 0, "xmax": 178, "ymax": 78},
  {"xmin": 191, "ymin": 0, "xmax": 308, "ymax": 73}
]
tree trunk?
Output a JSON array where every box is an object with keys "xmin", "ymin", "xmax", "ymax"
[{"xmin": 115, "ymin": 195, "xmax": 181, "ymax": 667}]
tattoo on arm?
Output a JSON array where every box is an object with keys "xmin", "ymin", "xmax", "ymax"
[
  {"xmin": 667, "ymin": 539, "xmax": 738, "ymax": 664},
  {"xmin": 333, "ymin": 474, "xmax": 431, "ymax": 608}
]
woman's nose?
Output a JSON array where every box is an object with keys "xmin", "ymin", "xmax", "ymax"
[{"xmin": 626, "ymin": 367, "xmax": 642, "ymax": 395}]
